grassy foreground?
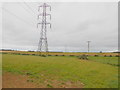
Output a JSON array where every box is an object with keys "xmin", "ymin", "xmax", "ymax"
[{"xmin": 2, "ymin": 54, "xmax": 118, "ymax": 88}]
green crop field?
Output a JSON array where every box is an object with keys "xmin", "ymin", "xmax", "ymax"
[{"xmin": 2, "ymin": 54, "xmax": 118, "ymax": 88}]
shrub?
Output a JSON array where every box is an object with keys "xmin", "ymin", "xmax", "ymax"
[
  {"xmin": 104, "ymin": 55, "xmax": 107, "ymax": 57},
  {"xmin": 94, "ymin": 55, "xmax": 99, "ymax": 57},
  {"xmin": 115, "ymin": 55, "xmax": 119, "ymax": 57},
  {"xmin": 78, "ymin": 55, "xmax": 88, "ymax": 60},
  {"xmin": 41, "ymin": 55, "xmax": 46, "ymax": 57},
  {"xmin": 109, "ymin": 55, "xmax": 112, "ymax": 57}
]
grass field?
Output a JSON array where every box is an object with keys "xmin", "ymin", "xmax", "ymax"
[
  {"xmin": 2, "ymin": 53, "xmax": 118, "ymax": 88},
  {"xmin": 89, "ymin": 56, "xmax": 119, "ymax": 66}
]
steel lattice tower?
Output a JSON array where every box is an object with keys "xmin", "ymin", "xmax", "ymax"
[{"xmin": 37, "ymin": 3, "xmax": 51, "ymax": 55}]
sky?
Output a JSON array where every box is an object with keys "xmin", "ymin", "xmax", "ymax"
[{"xmin": 2, "ymin": 2, "xmax": 118, "ymax": 52}]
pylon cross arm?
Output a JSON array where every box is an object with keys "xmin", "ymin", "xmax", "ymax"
[
  {"xmin": 38, "ymin": 4, "xmax": 51, "ymax": 11},
  {"xmin": 45, "ymin": 23, "xmax": 51, "ymax": 28},
  {"xmin": 37, "ymin": 22, "xmax": 51, "ymax": 28},
  {"xmin": 38, "ymin": 14, "xmax": 51, "ymax": 20}
]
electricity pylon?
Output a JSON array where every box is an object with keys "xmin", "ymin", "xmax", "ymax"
[
  {"xmin": 37, "ymin": 3, "xmax": 51, "ymax": 55},
  {"xmin": 87, "ymin": 41, "xmax": 91, "ymax": 53}
]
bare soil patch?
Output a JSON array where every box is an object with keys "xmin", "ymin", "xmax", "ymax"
[
  {"xmin": 44, "ymin": 80, "xmax": 84, "ymax": 88},
  {"xmin": 2, "ymin": 72, "xmax": 39, "ymax": 88},
  {"xmin": 2, "ymin": 72, "xmax": 84, "ymax": 88}
]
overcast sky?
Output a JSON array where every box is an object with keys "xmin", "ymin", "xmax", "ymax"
[{"xmin": 2, "ymin": 2, "xmax": 118, "ymax": 52}]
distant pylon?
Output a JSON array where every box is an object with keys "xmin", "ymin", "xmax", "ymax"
[
  {"xmin": 37, "ymin": 3, "xmax": 51, "ymax": 55},
  {"xmin": 87, "ymin": 41, "xmax": 91, "ymax": 53}
]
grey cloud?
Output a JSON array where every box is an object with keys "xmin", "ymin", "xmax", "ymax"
[{"xmin": 2, "ymin": 2, "xmax": 118, "ymax": 52}]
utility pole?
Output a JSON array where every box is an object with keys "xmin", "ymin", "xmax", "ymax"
[
  {"xmin": 37, "ymin": 3, "xmax": 51, "ymax": 55},
  {"xmin": 87, "ymin": 41, "xmax": 91, "ymax": 53}
]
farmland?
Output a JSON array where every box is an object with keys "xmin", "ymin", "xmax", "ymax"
[
  {"xmin": 1, "ymin": 50, "xmax": 119, "ymax": 56},
  {"xmin": 2, "ymin": 51, "xmax": 119, "ymax": 88}
]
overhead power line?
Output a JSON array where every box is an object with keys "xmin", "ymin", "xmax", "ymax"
[
  {"xmin": 2, "ymin": 7, "xmax": 35, "ymax": 28},
  {"xmin": 17, "ymin": 2, "xmax": 35, "ymax": 17},
  {"xmin": 23, "ymin": 1, "xmax": 36, "ymax": 15}
]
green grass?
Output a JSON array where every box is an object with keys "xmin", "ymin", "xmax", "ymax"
[
  {"xmin": 0, "ymin": 54, "xmax": 2, "ymax": 74},
  {"xmin": 2, "ymin": 54, "xmax": 118, "ymax": 88},
  {"xmin": 88, "ymin": 56, "xmax": 119, "ymax": 66}
]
